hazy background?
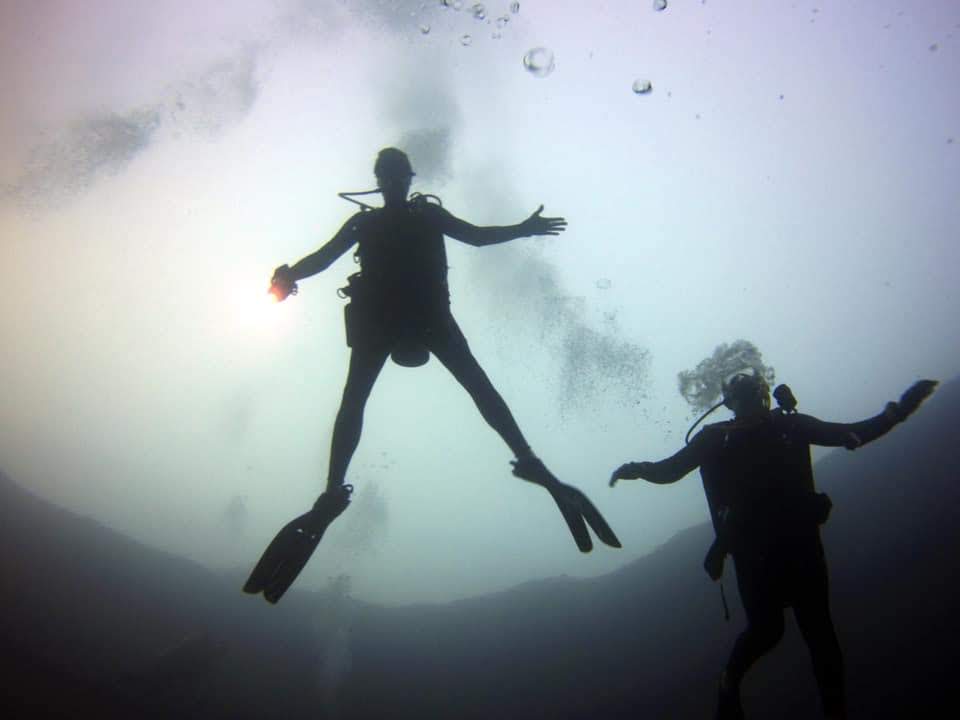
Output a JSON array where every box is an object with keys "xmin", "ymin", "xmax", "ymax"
[{"xmin": 1, "ymin": 0, "xmax": 957, "ymax": 605}]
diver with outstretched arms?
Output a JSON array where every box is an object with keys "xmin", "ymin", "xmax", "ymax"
[
  {"xmin": 244, "ymin": 148, "xmax": 620, "ymax": 604},
  {"xmin": 609, "ymin": 372, "xmax": 937, "ymax": 720}
]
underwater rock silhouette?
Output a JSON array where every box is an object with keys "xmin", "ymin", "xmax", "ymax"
[{"xmin": 2, "ymin": 377, "xmax": 958, "ymax": 718}]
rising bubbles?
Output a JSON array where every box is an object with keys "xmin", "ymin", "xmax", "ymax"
[{"xmin": 523, "ymin": 47, "xmax": 555, "ymax": 78}]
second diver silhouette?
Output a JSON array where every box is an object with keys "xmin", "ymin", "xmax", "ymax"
[
  {"xmin": 244, "ymin": 148, "xmax": 620, "ymax": 603},
  {"xmin": 610, "ymin": 370, "xmax": 937, "ymax": 719}
]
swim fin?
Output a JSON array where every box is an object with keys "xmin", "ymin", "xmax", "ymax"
[
  {"xmin": 511, "ymin": 457, "xmax": 621, "ymax": 553},
  {"xmin": 243, "ymin": 485, "xmax": 352, "ymax": 604}
]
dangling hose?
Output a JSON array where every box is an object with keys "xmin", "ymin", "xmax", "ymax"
[
  {"xmin": 685, "ymin": 399, "xmax": 725, "ymax": 444},
  {"xmin": 337, "ymin": 189, "xmax": 381, "ymax": 211},
  {"xmin": 338, "ymin": 189, "xmax": 444, "ymax": 211}
]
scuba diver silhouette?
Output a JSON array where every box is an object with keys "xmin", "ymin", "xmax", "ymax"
[
  {"xmin": 244, "ymin": 148, "xmax": 620, "ymax": 604},
  {"xmin": 609, "ymin": 371, "xmax": 937, "ymax": 720}
]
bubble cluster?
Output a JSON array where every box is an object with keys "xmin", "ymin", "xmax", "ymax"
[
  {"xmin": 523, "ymin": 47, "xmax": 555, "ymax": 78},
  {"xmin": 632, "ymin": 79, "xmax": 653, "ymax": 94}
]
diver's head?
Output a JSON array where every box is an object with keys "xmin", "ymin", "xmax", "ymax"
[
  {"xmin": 722, "ymin": 369, "xmax": 771, "ymax": 418},
  {"xmin": 374, "ymin": 148, "xmax": 415, "ymax": 206}
]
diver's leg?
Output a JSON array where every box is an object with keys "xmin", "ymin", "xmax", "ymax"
[
  {"xmin": 794, "ymin": 549, "xmax": 846, "ymax": 719},
  {"xmin": 326, "ymin": 343, "xmax": 391, "ymax": 491},
  {"xmin": 425, "ymin": 313, "xmax": 620, "ymax": 551},
  {"xmin": 425, "ymin": 314, "xmax": 532, "ymax": 459},
  {"xmin": 718, "ymin": 555, "xmax": 786, "ymax": 718},
  {"xmin": 724, "ymin": 608, "xmax": 785, "ymax": 683}
]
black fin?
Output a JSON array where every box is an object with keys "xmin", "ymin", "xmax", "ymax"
[
  {"xmin": 564, "ymin": 487, "xmax": 622, "ymax": 549},
  {"xmin": 243, "ymin": 511, "xmax": 319, "ymax": 600},
  {"xmin": 545, "ymin": 484, "xmax": 593, "ymax": 553}
]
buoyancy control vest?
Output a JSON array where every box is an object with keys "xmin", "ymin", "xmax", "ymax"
[{"xmin": 338, "ymin": 198, "xmax": 450, "ymax": 367}]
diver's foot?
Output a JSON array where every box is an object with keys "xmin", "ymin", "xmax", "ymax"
[
  {"xmin": 510, "ymin": 455, "xmax": 558, "ymax": 487},
  {"xmin": 308, "ymin": 484, "xmax": 353, "ymax": 533},
  {"xmin": 715, "ymin": 672, "xmax": 744, "ymax": 720}
]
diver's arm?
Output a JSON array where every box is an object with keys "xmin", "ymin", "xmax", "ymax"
[
  {"xmin": 795, "ymin": 412, "xmax": 897, "ymax": 450},
  {"xmin": 609, "ymin": 431, "xmax": 710, "ymax": 487},
  {"xmin": 797, "ymin": 379, "xmax": 938, "ymax": 449},
  {"xmin": 287, "ymin": 215, "xmax": 362, "ymax": 281},
  {"xmin": 435, "ymin": 205, "xmax": 566, "ymax": 247}
]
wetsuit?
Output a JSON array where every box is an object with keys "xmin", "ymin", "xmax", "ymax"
[
  {"xmin": 642, "ymin": 408, "xmax": 899, "ymax": 716},
  {"xmin": 308, "ymin": 202, "xmax": 533, "ymax": 490}
]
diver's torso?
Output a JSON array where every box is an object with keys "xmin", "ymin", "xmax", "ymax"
[
  {"xmin": 702, "ymin": 415, "xmax": 820, "ymax": 548},
  {"xmin": 355, "ymin": 205, "xmax": 449, "ymax": 310}
]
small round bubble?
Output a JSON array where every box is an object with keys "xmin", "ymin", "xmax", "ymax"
[
  {"xmin": 496, "ymin": 15, "xmax": 509, "ymax": 28},
  {"xmin": 654, "ymin": 0, "xmax": 668, "ymax": 10},
  {"xmin": 472, "ymin": 3, "xmax": 485, "ymax": 20},
  {"xmin": 461, "ymin": 34, "xmax": 472, "ymax": 45},
  {"xmin": 523, "ymin": 47, "xmax": 555, "ymax": 78},
  {"xmin": 632, "ymin": 79, "xmax": 653, "ymax": 94},
  {"xmin": 420, "ymin": 24, "xmax": 430, "ymax": 34},
  {"xmin": 510, "ymin": 2, "xmax": 520, "ymax": 13}
]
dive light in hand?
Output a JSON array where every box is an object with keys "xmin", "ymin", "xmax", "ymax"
[{"xmin": 269, "ymin": 265, "xmax": 298, "ymax": 302}]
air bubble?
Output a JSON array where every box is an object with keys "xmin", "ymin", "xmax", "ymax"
[
  {"xmin": 654, "ymin": 0, "xmax": 667, "ymax": 11},
  {"xmin": 496, "ymin": 15, "xmax": 509, "ymax": 28},
  {"xmin": 632, "ymin": 79, "xmax": 653, "ymax": 94},
  {"xmin": 472, "ymin": 3, "xmax": 485, "ymax": 20},
  {"xmin": 461, "ymin": 34, "xmax": 472, "ymax": 45},
  {"xmin": 523, "ymin": 47, "xmax": 555, "ymax": 77},
  {"xmin": 510, "ymin": 2, "xmax": 520, "ymax": 13}
]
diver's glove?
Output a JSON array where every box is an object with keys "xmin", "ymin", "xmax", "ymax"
[
  {"xmin": 889, "ymin": 379, "xmax": 938, "ymax": 422},
  {"xmin": 269, "ymin": 264, "xmax": 299, "ymax": 302},
  {"xmin": 609, "ymin": 461, "xmax": 654, "ymax": 487}
]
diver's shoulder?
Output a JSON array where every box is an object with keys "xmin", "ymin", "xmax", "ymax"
[
  {"xmin": 694, "ymin": 421, "xmax": 735, "ymax": 444},
  {"xmin": 344, "ymin": 208, "xmax": 380, "ymax": 232},
  {"xmin": 702, "ymin": 420, "xmax": 735, "ymax": 432}
]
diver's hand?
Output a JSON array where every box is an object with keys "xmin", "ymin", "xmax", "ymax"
[
  {"xmin": 891, "ymin": 379, "xmax": 938, "ymax": 421},
  {"xmin": 609, "ymin": 461, "xmax": 654, "ymax": 487},
  {"xmin": 269, "ymin": 264, "xmax": 298, "ymax": 302},
  {"xmin": 519, "ymin": 205, "xmax": 567, "ymax": 237}
]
